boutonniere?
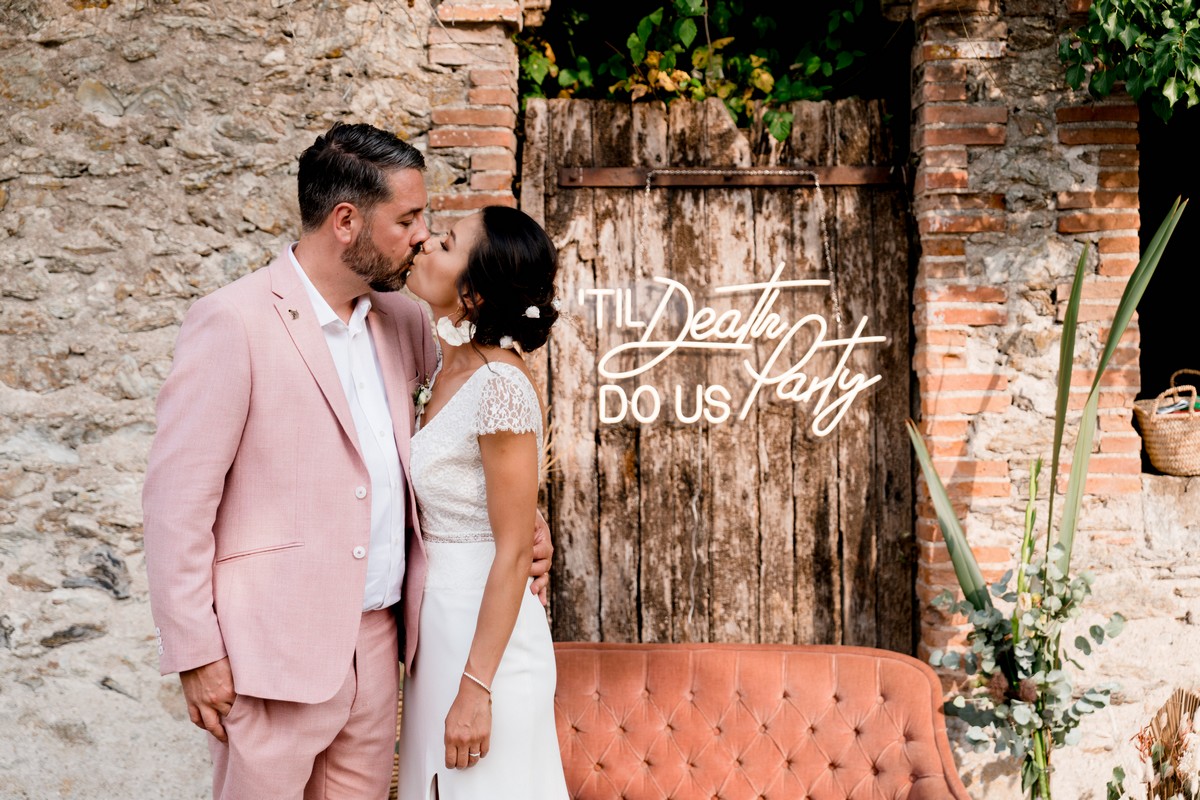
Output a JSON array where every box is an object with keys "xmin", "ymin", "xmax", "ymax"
[{"xmin": 413, "ymin": 376, "xmax": 434, "ymax": 417}]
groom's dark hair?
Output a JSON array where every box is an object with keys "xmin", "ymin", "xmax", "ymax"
[{"xmin": 297, "ymin": 122, "xmax": 425, "ymax": 232}]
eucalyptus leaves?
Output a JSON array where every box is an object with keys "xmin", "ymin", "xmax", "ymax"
[{"xmin": 908, "ymin": 198, "xmax": 1187, "ymax": 799}]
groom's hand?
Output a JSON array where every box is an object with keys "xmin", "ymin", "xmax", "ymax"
[
  {"xmin": 530, "ymin": 513, "xmax": 553, "ymax": 606},
  {"xmin": 180, "ymin": 656, "xmax": 236, "ymax": 743}
]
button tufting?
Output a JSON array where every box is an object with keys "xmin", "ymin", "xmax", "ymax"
[
  {"xmin": 759, "ymin": 724, "xmax": 768, "ymax": 733},
  {"xmin": 853, "ymin": 727, "xmax": 861, "ymax": 736},
  {"xmin": 871, "ymin": 766, "xmax": 879, "ymax": 776},
  {"xmin": 832, "ymin": 693, "xmax": 840, "ymax": 702},
  {"xmin": 808, "ymin": 726, "xmax": 817, "ymax": 734},
  {"xmin": 829, "ymin": 762, "xmax": 838, "ymax": 771},
  {"xmin": 594, "ymin": 764, "xmax": 602, "ymax": 772}
]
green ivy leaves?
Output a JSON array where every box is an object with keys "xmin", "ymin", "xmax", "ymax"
[
  {"xmin": 515, "ymin": 0, "xmax": 868, "ymax": 141},
  {"xmin": 1060, "ymin": 0, "xmax": 1200, "ymax": 121}
]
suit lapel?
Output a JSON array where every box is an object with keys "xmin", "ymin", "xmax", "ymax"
[
  {"xmin": 367, "ymin": 304, "xmax": 414, "ymax": 470},
  {"xmin": 268, "ymin": 254, "xmax": 363, "ymax": 461}
]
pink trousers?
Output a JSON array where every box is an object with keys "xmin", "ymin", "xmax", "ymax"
[{"xmin": 209, "ymin": 609, "xmax": 400, "ymax": 800}]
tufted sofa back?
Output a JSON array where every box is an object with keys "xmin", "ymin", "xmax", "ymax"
[{"xmin": 553, "ymin": 643, "xmax": 970, "ymax": 800}]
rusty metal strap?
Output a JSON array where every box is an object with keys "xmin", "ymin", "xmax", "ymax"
[{"xmin": 557, "ymin": 166, "xmax": 896, "ymax": 188}]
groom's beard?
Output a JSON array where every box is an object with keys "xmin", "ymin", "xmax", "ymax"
[{"xmin": 342, "ymin": 223, "xmax": 418, "ymax": 293}]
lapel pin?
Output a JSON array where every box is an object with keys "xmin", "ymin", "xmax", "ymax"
[{"xmin": 288, "ymin": 309, "xmax": 299, "ymax": 320}]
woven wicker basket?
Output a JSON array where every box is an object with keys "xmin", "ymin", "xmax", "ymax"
[{"xmin": 1133, "ymin": 369, "xmax": 1200, "ymax": 476}]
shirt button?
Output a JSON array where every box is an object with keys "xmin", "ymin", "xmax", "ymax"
[
  {"xmin": 355, "ymin": 486, "xmax": 367, "ymax": 499},
  {"xmin": 352, "ymin": 546, "xmax": 366, "ymax": 559}
]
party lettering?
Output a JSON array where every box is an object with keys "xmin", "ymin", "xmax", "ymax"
[{"xmin": 578, "ymin": 263, "xmax": 887, "ymax": 436}]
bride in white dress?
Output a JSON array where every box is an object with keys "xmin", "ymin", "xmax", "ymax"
[{"xmin": 397, "ymin": 206, "xmax": 568, "ymax": 800}]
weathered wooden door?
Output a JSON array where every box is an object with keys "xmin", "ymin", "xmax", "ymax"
[{"xmin": 521, "ymin": 98, "xmax": 914, "ymax": 653}]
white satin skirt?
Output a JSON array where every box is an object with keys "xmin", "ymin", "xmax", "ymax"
[{"xmin": 397, "ymin": 540, "xmax": 568, "ymax": 800}]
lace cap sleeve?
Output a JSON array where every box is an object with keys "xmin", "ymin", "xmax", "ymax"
[{"xmin": 474, "ymin": 365, "xmax": 541, "ymax": 437}]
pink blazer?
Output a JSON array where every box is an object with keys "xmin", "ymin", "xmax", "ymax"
[{"xmin": 143, "ymin": 249, "xmax": 438, "ymax": 704}]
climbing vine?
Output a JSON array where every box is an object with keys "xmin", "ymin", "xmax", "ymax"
[
  {"xmin": 1060, "ymin": 0, "xmax": 1200, "ymax": 121},
  {"xmin": 517, "ymin": 0, "xmax": 871, "ymax": 142}
]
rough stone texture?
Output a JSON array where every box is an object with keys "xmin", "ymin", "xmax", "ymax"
[
  {"xmin": 0, "ymin": 1, "xmax": 455, "ymax": 796},
  {"xmin": 911, "ymin": 1, "xmax": 1200, "ymax": 797}
]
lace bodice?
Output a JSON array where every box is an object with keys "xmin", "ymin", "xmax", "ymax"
[{"xmin": 410, "ymin": 362, "xmax": 543, "ymax": 544}]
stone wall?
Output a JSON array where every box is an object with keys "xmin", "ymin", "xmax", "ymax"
[
  {"xmin": 910, "ymin": 0, "xmax": 1200, "ymax": 797},
  {"xmin": 0, "ymin": 1, "xmax": 515, "ymax": 795}
]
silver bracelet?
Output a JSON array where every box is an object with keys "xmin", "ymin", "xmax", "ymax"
[{"xmin": 462, "ymin": 670, "xmax": 492, "ymax": 695}]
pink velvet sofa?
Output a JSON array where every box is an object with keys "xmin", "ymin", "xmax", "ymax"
[{"xmin": 553, "ymin": 643, "xmax": 971, "ymax": 800}]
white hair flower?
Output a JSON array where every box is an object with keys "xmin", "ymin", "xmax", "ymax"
[
  {"xmin": 435, "ymin": 316, "xmax": 476, "ymax": 347},
  {"xmin": 524, "ymin": 305, "xmax": 541, "ymax": 319},
  {"xmin": 551, "ymin": 298, "xmax": 562, "ymax": 311},
  {"xmin": 499, "ymin": 335, "xmax": 515, "ymax": 350}
]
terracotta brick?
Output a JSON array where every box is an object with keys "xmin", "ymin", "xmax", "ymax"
[
  {"xmin": 1057, "ymin": 212, "xmax": 1140, "ymax": 233},
  {"xmin": 924, "ymin": 147, "xmax": 970, "ymax": 168},
  {"xmin": 1067, "ymin": 388, "xmax": 1137, "ymax": 410},
  {"xmin": 919, "ymin": 193, "xmax": 1006, "ymax": 212},
  {"xmin": 1071, "ymin": 366, "xmax": 1141, "ymax": 388},
  {"xmin": 932, "ymin": 306, "xmax": 1007, "ymax": 326},
  {"xmin": 1061, "ymin": 299, "xmax": 1119, "ymax": 322},
  {"xmin": 918, "ymin": 62, "xmax": 968, "ymax": 83},
  {"xmin": 917, "ymin": 418, "xmax": 971, "ymax": 438},
  {"xmin": 921, "ymin": 394, "xmax": 1012, "ymax": 415},
  {"xmin": 430, "ymin": 191, "xmax": 517, "ymax": 210},
  {"xmin": 1056, "ymin": 190, "xmax": 1138, "ymax": 209},
  {"xmin": 470, "ymin": 69, "xmax": 515, "ymax": 87},
  {"xmin": 471, "ymin": 152, "xmax": 517, "ymax": 172},
  {"xmin": 1099, "ymin": 150, "xmax": 1139, "ymax": 167},
  {"xmin": 916, "ymin": 169, "xmax": 970, "ymax": 192},
  {"xmin": 920, "ymin": 104, "xmax": 1008, "ymax": 125},
  {"xmin": 1055, "ymin": 105, "xmax": 1139, "ymax": 124},
  {"xmin": 919, "ymin": 213, "xmax": 1007, "ymax": 234},
  {"xmin": 920, "ymin": 41, "xmax": 1006, "ymax": 61},
  {"xmin": 920, "ymin": 285, "xmax": 1007, "ymax": 303},
  {"xmin": 923, "ymin": 83, "xmax": 970, "ymax": 102},
  {"xmin": 1065, "ymin": 454, "xmax": 1142, "ymax": 474},
  {"xmin": 1058, "ymin": 127, "xmax": 1139, "ymax": 146},
  {"xmin": 1056, "ymin": 278, "xmax": 1129, "ymax": 301},
  {"xmin": 919, "ymin": 328, "xmax": 969, "ymax": 346},
  {"xmin": 1099, "ymin": 169, "xmax": 1139, "ymax": 189},
  {"xmin": 946, "ymin": 479, "xmax": 1012, "ymax": 499},
  {"xmin": 470, "ymin": 172, "xmax": 513, "ymax": 191},
  {"xmin": 431, "ymin": 108, "xmax": 517, "ymax": 127},
  {"xmin": 1099, "ymin": 235, "xmax": 1141, "ymax": 254},
  {"xmin": 921, "ymin": 237, "xmax": 967, "ymax": 257},
  {"xmin": 1099, "ymin": 409, "xmax": 1134, "ymax": 430},
  {"xmin": 920, "ymin": 259, "xmax": 968, "ymax": 279},
  {"xmin": 1098, "ymin": 255, "xmax": 1139, "ymax": 277},
  {"xmin": 428, "ymin": 27, "xmax": 510, "ymax": 45},
  {"xmin": 929, "ymin": 438, "xmax": 970, "ymax": 457},
  {"xmin": 1068, "ymin": 0, "xmax": 1093, "ymax": 12},
  {"xmin": 437, "ymin": 2, "xmax": 522, "ymax": 24},
  {"xmin": 918, "ymin": 125, "xmax": 1007, "ymax": 147},
  {"xmin": 914, "ymin": 0, "xmax": 1000, "ymax": 20},
  {"xmin": 933, "ymin": 459, "xmax": 1010, "ymax": 480},
  {"xmin": 921, "ymin": 373, "xmax": 1010, "ymax": 392},
  {"xmin": 1099, "ymin": 433, "xmax": 1142, "ymax": 453},
  {"xmin": 429, "ymin": 43, "xmax": 512, "ymax": 67},
  {"xmin": 468, "ymin": 87, "xmax": 519, "ymax": 109},
  {"xmin": 429, "ymin": 128, "xmax": 517, "ymax": 150},
  {"xmin": 914, "ymin": 349, "xmax": 969, "ymax": 373},
  {"xmin": 1083, "ymin": 475, "xmax": 1142, "ymax": 494}
]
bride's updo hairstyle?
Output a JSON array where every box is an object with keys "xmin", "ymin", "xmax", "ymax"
[{"xmin": 457, "ymin": 206, "xmax": 559, "ymax": 352}]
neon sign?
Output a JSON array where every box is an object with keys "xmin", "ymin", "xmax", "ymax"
[{"xmin": 577, "ymin": 262, "xmax": 887, "ymax": 436}]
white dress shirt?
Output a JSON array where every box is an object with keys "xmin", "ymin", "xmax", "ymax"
[{"xmin": 289, "ymin": 245, "xmax": 407, "ymax": 611}]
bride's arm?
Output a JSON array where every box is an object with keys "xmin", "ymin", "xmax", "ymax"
[{"xmin": 441, "ymin": 428, "xmax": 538, "ymax": 771}]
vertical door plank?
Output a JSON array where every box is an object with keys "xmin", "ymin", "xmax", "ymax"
[
  {"xmin": 701, "ymin": 99, "xmax": 760, "ymax": 643},
  {"xmin": 833, "ymin": 97, "xmax": 879, "ymax": 648},
  {"xmin": 592, "ymin": 101, "xmax": 640, "ymax": 643},
  {"xmin": 787, "ymin": 100, "xmax": 842, "ymax": 645},
  {"xmin": 546, "ymin": 99, "xmax": 600, "ymax": 641},
  {"xmin": 869, "ymin": 101, "xmax": 916, "ymax": 653}
]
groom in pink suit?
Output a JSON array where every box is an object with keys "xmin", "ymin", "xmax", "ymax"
[{"xmin": 143, "ymin": 123, "xmax": 550, "ymax": 799}]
